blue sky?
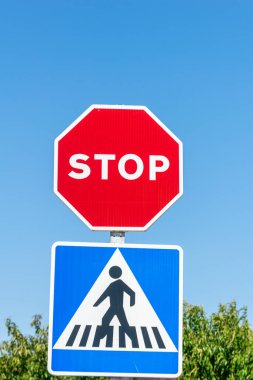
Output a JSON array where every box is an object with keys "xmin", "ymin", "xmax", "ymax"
[{"xmin": 0, "ymin": 0, "xmax": 252, "ymax": 340}]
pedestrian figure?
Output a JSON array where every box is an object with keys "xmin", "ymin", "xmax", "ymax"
[{"xmin": 93, "ymin": 265, "xmax": 135, "ymax": 333}]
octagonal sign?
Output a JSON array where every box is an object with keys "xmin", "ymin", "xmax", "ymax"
[{"xmin": 54, "ymin": 105, "xmax": 183, "ymax": 231}]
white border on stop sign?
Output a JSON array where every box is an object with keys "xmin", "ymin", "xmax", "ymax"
[{"xmin": 54, "ymin": 104, "xmax": 183, "ymax": 231}]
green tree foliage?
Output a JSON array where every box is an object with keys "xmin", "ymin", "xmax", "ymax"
[
  {"xmin": 182, "ymin": 301, "xmax": 253, "ymax": 379},
  {"xmin": 0, "ymin": 315, "xmax": 98, "ymax": 380},
  {"xmin": 0, "ymin": 302, "xmax": 252, "ymax": 379}
]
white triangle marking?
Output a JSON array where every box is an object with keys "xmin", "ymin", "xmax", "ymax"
[{"xmin": 54, "ymin": 249, "xmax": 177, "ymax": 352}]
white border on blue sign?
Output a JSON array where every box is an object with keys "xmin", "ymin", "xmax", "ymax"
[
  {"xmin": 54, "ymin": 105, "xmax": 183, "ymax": 231},
  {"xmin": 48, "ymin": 242, "xmax": 183, "ymax": 378}
]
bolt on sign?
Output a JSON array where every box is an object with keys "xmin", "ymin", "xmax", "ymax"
[{"xmin": 54, "ymin": 105, "xmax": 183, "ymax": 230}]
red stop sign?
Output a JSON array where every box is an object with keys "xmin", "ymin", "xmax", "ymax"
[{"xmin": 54, "ymin": 105, "xmax": 183, "ymax": 231}]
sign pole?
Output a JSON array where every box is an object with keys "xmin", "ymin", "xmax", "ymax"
[
  {"xmin": 110, "ymin": 231, "xmax": 125, "ymax": 244},
  {"xmin": 110, "ymin": 231, "xmax": 130, "ymax": 380}
]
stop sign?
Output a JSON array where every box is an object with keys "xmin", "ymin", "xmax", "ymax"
[{"xmin": 54, "ymin": 105, "xmax": 183, "ymax": 231}]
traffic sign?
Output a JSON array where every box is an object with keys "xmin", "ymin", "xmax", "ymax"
[
  {"xmin": 54, "ymin": 105, "xmax": 183, "ymax": 231},
  {"xmin": 48, "ymin": 242, "xmax": 183, "ymax": 378}
]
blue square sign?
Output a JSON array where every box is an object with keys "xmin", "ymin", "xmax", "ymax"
[{"xmin": 48, "ymin": 242, "xmax": 183, "ymax": 378}]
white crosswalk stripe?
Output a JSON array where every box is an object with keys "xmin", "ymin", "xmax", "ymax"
[{"xmin": 64, "ymin": 324, "xmax": 167, "ymax": 350}]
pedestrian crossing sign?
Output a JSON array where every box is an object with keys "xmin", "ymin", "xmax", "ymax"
[{"xmin": 48, "ymin": 242, "xmax": 183, "ymax": 378}]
